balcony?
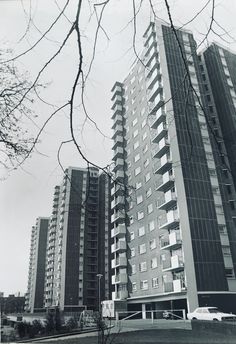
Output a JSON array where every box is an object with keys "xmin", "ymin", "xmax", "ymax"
[
  {"xmin": 112, "ymin": 104, "xmax": 123, "ymax": 119},
  {"xmin": 144, "ymin": 29, "xmax": 156, "ymax": 47},
  {"xmin": 111, "ymin": 95, "xmax": 123, "ymax": 108},
  {"xmin": 158, "ymin": 190, "xmax": 177, "ymax": 210},
  {"xmin": 173, "ymin": 279, "xmax": 187, "ymax": 292},
  {"xmin": 112, "ymin": 273, "xmax": 128, "ymax": 284},
  {"xmin": 151, "ymin": 123, "xmax": 167, "ymax": 143},
  {"xmin": 113, "ymin": 158, "xmax": 124, "ymax": 172},
  {"xmin": 148, "ymin": 108, "xmax": 166, "ymax": 129},
  {"xmin": 162, "ymin": 255, "xmax": 184, "ymax": 272},
  {"xmin": 163, "ymin": 279, "xmax": 186, "ymax": 293},
  {"xmin": 111, "ymin": 210, "xmax": 125, "ymax": 223},
  {"xmin": 111, "ymin": 240, "xmax": 126, "ymax": 253},
  {"xmin": 154, "ymin": 154, "xmax": 172, "ymax": 175},
  {"xmin": 152, "ymin": 137, "xmax": 170, "ymax": 159},
  {"xmin": 149, "ymin": 93, "xmax": 164, "ymax": 114},
  {"xmin": 156, "ymin": 171, "xmax": 175, "ymax": 192},
  {"xmin": 115, "ymin": 170, "xmax": 125, "ymax": 180},
  {"xmin": 111, "ymin": 83, "xmax": 123, "ymax": 94},
  {"xmin": 112, "ymin": 135, "xmax": 123, "ymax": 149},
  {"xmin": 144, "ymin": 40, "xmax": 158, "ymax": 60},
  {"xmin": 146, "ymin": 48, "xmax": 159, "ymax": 69},
  {"xmin": 112, "ymin": 114, "xmax": 123, "ymax": 129},
  {"xmin": 112, "ymin": 290, "xmax": 128, "ymax": 300},
  {"xmin": 111, "ymin": 184, "xmax": 124, "ymax": 196},
  {"xmin": 148, "ymin": 82, "xmax": 163, "ymax": 103},
  {"xmin": 113, "ymin": 146, "xmax": 124, "ymax": 160},
  {"xmin": 111, "ymin": 224, "xmax": 126, "ymax": 238},
  {"xmin": 147, "ymin": 69, "xmax": 162, "ymax": 90},
  {"xmin": 159, "ymin": 209, "xmax": 179, "ymax": 230},
  {"xmin": 111, "ymin": 196, "xmax": 125, "ymax": 209},
  {"xmin": 111, "ymin": 256, "xmax": 127, "ymax": 269},
  {"xmin": 112, "ymin": 125, "xmax": 123, "ymax": 139},
  {"xmin": 160, "ymin": 231, "xmax": 182, "ymax": 250}
]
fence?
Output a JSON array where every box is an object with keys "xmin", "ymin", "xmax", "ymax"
[{"xmin": 115, "ymin": 308, "xmax": 186, "ymax": 325}]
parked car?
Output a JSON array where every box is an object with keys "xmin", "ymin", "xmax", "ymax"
[{"xmin": 187, "ymin": 307, "xmax": 236, "ymax": 321}]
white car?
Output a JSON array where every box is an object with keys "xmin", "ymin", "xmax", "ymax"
[{"xmin": 187, "ymin": 307, "xmax": 236, "ymax": 322}]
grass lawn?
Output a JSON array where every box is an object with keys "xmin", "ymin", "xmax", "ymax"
[{"xmin": 36, "ymin": 328, "xmax": 236, "ymax": 344}]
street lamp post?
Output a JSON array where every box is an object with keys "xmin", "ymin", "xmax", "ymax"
[
  {"xmin": 96, "ymin": 274, "xmax": 103, "ymax": 314},
  {"xmin": 96, "ymin": 274, "xmax": 103, "ymax": 344}
]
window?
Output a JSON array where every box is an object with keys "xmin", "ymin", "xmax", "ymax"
[
  {"xmin": 146, "ymin": 187, "xmax": 152, "ymax": 198},
  {"xmin": 134, "ymin": 153, "xmax": 140, "ymax": 162},
  {"xmin": 131, "ymin": 248, "xmax": 135, "ymax": 257},
  {"xmin": 209, "ymin": 168, "xmax": 216, "ymax": 176},
  {"xmin": 144, "ymin": 158, "xmax": 150, "ymax": 168},
  {"xmin": 130, "ymin": 215, "xmax": 134, "ymax": 224},
  {"xmin": 142, "ymin": 132, "xmax": 147, "ymax": 141},
  {"xmin": 225, "ymin": 268, "xmax": 234, "ymax": 278},
  {"xmin": 139, "ymin": 243, "xmax": 146, "ymax": 254},
  {"xmin": 151, "ymin": 257, "xmax": 158, "ymax": 268},
  {"xmin": 140, "ymin": 280, "xmax": 148, "ymax": 290},
  {"xmin": 132, "ymin": 118, "xmax": 138, "ymax": 126},
  {"xmin": 131, "ymin": 76, "xmax": 135, "ymax": 84},
  {"xmin": 130, "ymin": 231, "xmax": 135, "ymax": 241},
  {"xmin": 136, "ymin": 181, "xmax": 142, "ymax": 190},
  {"xmin": 143, "ymin": 144, "xmax": 148, "ymax": 153},
  {"xmin": 133, "ymin": 129, "xmax": 139, "ymax": 138},
  {"xmin": 139, "ymin": 261, "xmax": 147, "ymax": 272},
  {"xmin": 131, "ymin": 264, "xmax": 136, "ymax": 274},
  {"xmin": 138, "ymin": 226, "xmax": 145, "ymax": 236},
  {"xmin": 147, "ymin": 203, "xmax": 154, "ymax": 214},
  {"xmin": 222, "ymin": 246, "xmax": 231, "ymax": 256},
  {"xmin": 127, "ymin": 161, "xmax": 131, "ymax": 168},
  {"xmin": 150, "ymin": 239, "xmax": 156, "ymax": 250},
  {"xmin": 219, "ymin": 225, "xmax": 226, "ymax": 234},
  {"xmin": 148, "ymin": 220, "xmax": 155, "ymax": 232},
  {"xmin": 152, "ymin": 277, "xmax": 159, "ymax": 288},
  {"xmin": 132, "ymin": 282, "xmax": 137, "ymax": 292},
  {"xmin": 137, "ymin": 211, "xmax": 144, "ymax": 220},
  {"xmin": 135, "ymin": 166, "xmax": 141, "ymax": 176},
  {"xmin": 141, "ymin": 108, "xmax": 146, "ymax": 116},
  {"xmin": 126, "ymin": 148, "xmax": 131, "ymax": 156},
  {"xmin": 134, "ymin": 141, "xmax": 140, "ymax": 150},
  {"xmin": 145, "ymin": 172, "xmax": 151, "ymax": 182},
  {"xmin": 141, "ymin": 119, "xmax": 147, "ymax": 128},
  {"xmin": 137, "ymin": 194, "xmax": 143, "ymax": 204}
]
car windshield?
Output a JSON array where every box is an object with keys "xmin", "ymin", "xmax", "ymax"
[{"xmin": 208, "ymin": 308, "xmax": 221, "ymax": 313}]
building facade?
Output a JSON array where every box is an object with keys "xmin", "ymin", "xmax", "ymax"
[
  {"xmin": 25, "ymin": 217, "xmax": 49, "ymax": 313},
  {"xmin": 44, "ymin": 167, "xmax": 111, "ymax": 312},
  {"xmin": 111, "ymin": 21, "xmax": 236, "ymax": 314}
]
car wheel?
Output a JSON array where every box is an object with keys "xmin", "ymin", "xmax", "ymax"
[
  {"xmin": 192, "ymin": 317, "xmax": 197, "ymax": 321},
  {"xmin": 213, "ymin": 319, "xmax": 219, "ymax": 321}
]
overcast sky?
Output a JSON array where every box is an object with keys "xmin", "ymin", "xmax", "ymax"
[{"xmin": 0, "ymin": 0, "xmax": 236, "ymax": 296}]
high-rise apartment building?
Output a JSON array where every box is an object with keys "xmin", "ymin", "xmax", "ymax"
[
  {"xmin": 25, "ymin": 217, "xmax": 49, "ymax": 313},
  {"xmin": 111, "ymin": 21, "xmax": 236, "ymax": 314},
  {"xmin": 44, "ymin": 167, "xmax": 111, "ymax": 312},
  {"xmin": 203, "ymin": 44, "xmax": 236, "ymax": 192}
]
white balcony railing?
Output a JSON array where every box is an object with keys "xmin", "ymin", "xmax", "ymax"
[
  {"xmin": 156, "ymin": 171, "xmax": 175, "ymax": 191},
  {"xmin": 111, "ymin": 256, "xmax": 127, "ymax": 269},
  {"xmin": 149, "ymin": 108, "xmax": 166, "ymax": 129},
  {"xmin": 151, "ymin": 122, "xmax": 167, "ymax": 143},
  {"xmin": 162, "ymin": 255, "xmax": 184, "ymax": 271},
  {"xmin": 158, "ymin": 190, "xmax": 177, "ymax": 210},
  {"xmin": 111, "ymin": 240, "xmax": 126, "ymax": 253},
  {"xmin": 160, "ymin": 231, "xmax": 181, "ymax": 250},
  {"xmin": 111, "ymin": 224, "xmax": 126, "ymax": 238},
  {"xmin": 111, "ymin": 273, "xmax": 128, "ymax": 284},
  {"xmin": 159, "ymin": 209, "xmax": 179, "ymax": 229}
]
